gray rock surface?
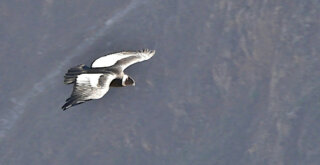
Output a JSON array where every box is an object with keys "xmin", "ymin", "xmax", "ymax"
[{"xmin": 0, "ymin": 0, "xmax": 319, "ymax": 164}]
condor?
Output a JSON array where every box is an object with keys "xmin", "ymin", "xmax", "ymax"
[{"xmin": 62, "ymin": 49, "xmax": 155, "ymax": 110}]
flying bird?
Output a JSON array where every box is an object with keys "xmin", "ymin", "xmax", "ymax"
[{"xmin": 62, "ymin": 49, "xmax": 155, "ymax": 110}]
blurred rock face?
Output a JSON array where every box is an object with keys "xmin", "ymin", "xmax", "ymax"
[{"xmin": 0, "ymin": 0, "xmax": 319, "ymax": 165}]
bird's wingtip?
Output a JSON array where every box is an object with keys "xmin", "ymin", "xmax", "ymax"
[
  {"xmin": 141, "ymin": 49, "xmax": 155, "ymax": 54},
  {"xmin": 140, "ymin": 49, "xmax": 156, "ymax": 59},
  {"xmin": 61, "ymin": 100, "xmax": 73, "ymax": 111}
]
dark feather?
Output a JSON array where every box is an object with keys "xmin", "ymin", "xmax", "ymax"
[{"xmin": 64, "ymin": 64, "xmax": 90, "ymax": 84}]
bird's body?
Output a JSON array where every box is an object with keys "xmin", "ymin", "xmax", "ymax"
[{"xmin": 62, "ymin": 49, "xmax": 155, "ymax": 110}]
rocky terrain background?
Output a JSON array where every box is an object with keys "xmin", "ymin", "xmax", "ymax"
[{"xmin": 0, "ymin": 0, "xmax": 319, "ymax": 164}]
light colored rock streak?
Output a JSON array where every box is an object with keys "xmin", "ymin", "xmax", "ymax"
[{"xmin": 0, "ymin": 0, "xmax": 145, "ymax": 139}]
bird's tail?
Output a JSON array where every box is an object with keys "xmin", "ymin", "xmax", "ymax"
[{"xmin": 64, "ymin": 64, "xmax": 89, "ymax": 84}]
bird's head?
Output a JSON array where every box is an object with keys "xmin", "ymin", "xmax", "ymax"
[{"xmin": 122, "ymin": 74, "xmax": 135, "ymax": 86}]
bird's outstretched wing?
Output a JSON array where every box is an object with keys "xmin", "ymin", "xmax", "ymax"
[
  {"xmin": 91, "ymin": 49, "xmax": 155, "ymax": 69},
  {"xmin": 62, "ymin": 73, "xmax": 116, "ymax": 110},
  {"xmin": 112, "ymin": 49, "xmax": 155, "ymax": 71},
  {"xmin": 91, "ymin": 52, "xmax": 134, "ymax": 68}
]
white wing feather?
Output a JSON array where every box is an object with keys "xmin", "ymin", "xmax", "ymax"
[
  {"xmin": 91, "ymin": 50, "xmax": 155, "ymax": 68},
  {"xmin": 77, "ymin": 74, "xmax": 103, "ymax": 87},
  {"xmin": 113, "ymin": 50, "xmax": 155, "ymax": 71},
  {"xmin": 91, "ymin": 52, "xmax": 132, "ymax": 68},
  {"xmin": 74, "ymin": 73, "xmax": 116, "ymax": 99}
]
